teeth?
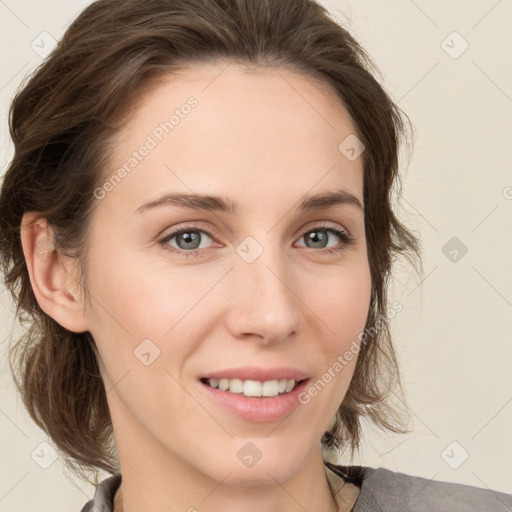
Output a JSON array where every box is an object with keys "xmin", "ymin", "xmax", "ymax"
[{"xmin": 206, "ymin": 378, "xmax": 300, "ymax": 397}]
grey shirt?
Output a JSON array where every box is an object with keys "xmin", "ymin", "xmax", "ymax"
[{"xmin": 79, "ymin": 461, "xmax": 512, "ymax": 511}]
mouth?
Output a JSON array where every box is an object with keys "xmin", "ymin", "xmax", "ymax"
[
  {"xmin": 197, "ymin": 376, "xmax": 311, "ymax": 422},
  {"xmin": 199, "ymin": 377, "xmax": 309, "ymax": 398}
]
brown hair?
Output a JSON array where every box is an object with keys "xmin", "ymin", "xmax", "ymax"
[{"xmin": 0, "ymin": 0, "xmax": 422, "ymax": 484}]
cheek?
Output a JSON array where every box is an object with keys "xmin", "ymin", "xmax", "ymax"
[
  {"xmin": 86, "ymin": 228, "xmax": 372, "ymax": 372},
  {"xmin": 89, "ymin": 251, "xmax": 372, "ymax": 367},
  {"xmin": 85, "ymin": 256, "xmax": 199, "ymax": 427},
  {"xmin": 308, "ymin": 262, "xmax": 372, "ymax": 341},
  {"xmin": 83, "ymin": 244, "xmax": 166, "ymax": 379},
  {"xmin": 86, "ymin": 249, "xmax": 210, "ymax": 383}
]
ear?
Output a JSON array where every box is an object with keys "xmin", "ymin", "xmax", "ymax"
[{"xmin": 20, "ymin": 211, "xmax": 89, "ymax": 333}]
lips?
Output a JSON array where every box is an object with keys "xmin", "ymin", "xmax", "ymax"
[
  {"xmin": 200, "ymin": 366, "xmax": 310, "ymax": 382},
  {"xmin": 198, "ymin": 376, "xmax": 311, "ymax": 422}
]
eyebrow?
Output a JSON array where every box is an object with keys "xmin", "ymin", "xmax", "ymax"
[{"xmin": 134, "ymin": 188, "xmax": 364, "ymax": 215}]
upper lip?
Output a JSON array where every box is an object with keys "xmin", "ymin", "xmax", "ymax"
[{"xmin": 201, "ymin": 366, "xmax": 310, "ymax": 382}]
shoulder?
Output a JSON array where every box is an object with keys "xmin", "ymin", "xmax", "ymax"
[
  {"xmin": 326, "ymin": 462, "xmax": 512, "ymax": 512},
  {"xmin": 79, "ymin": 473, "xmax": 122, "ymax": 512}
]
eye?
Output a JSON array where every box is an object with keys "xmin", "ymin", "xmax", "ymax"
[
  {"xmin": 158, "ymin": 224, "xmax": 215, "ymax": 257},
  {"xmin": 295, "ymin": 224, "xmax": 354, "ymax": 254},
  {"xmin": 158, "ymin": 222, "xmax": 355, "ymax": 258}
]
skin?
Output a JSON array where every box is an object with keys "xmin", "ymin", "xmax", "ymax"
[{"xmin": 21, "ymin": 62, "xmax": 371, "ymax": 512}]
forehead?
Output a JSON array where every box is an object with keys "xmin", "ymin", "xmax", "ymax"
[{"xmin": 96, "ymin": 62, "xmax": 364, "ymax": 219}]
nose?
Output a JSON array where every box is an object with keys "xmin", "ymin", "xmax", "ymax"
[{"xmin": 223, "ymin": 244, "xmax": 300, "ymax": 346}]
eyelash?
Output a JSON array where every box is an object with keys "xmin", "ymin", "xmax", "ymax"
[{"xmin": 158, "ymin": 223, "xmax": 355, "ymax": 258}]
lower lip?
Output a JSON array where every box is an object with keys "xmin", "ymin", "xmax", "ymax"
[{"xmin": 198, "ymin": 378, "xmax": 310, "ymax": 423}]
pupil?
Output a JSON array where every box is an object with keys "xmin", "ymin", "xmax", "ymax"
[
  {"xmin": 179, "ymin": 231, "xmax": 200, "ymax": 249},
  {"xmin": 308, "ymin": 230, "xmax": 327, "ymax": 248}
]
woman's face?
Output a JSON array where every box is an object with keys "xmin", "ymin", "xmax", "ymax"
[{"xmin": 82, "ymin": 63, "xmax": 371, "ymax": 483}]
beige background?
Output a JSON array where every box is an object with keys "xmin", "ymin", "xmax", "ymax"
[{"xmin": 1, "ymin": 0, "xmax": 511, "ymax": 510}]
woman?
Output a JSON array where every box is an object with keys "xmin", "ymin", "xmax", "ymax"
[{"xmin": 0, "ymin": 1, "xmax": 510, "ymax": 511}]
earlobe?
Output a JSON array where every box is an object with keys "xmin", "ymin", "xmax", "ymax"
[{"xmin": 20, "ymin": 211, "xmax": 89, "ymax": 333}]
